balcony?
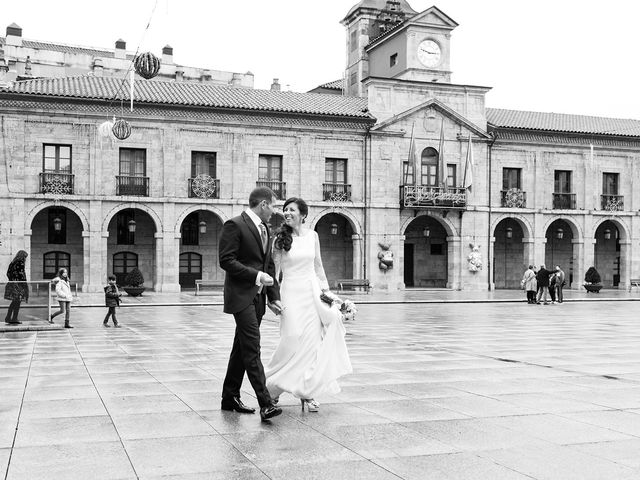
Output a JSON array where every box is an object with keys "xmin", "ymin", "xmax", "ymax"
[
  {"xmin": 552, "ymin": 193, "xmax": 576, "ymax": 209},
  {"xmin": 400, "ymin": 185, "xmax": 467, "ymax": 209},
  {"xmin": 501, "ymin": 189, "xmax": 527, "ymax": 208},
  {"xmin": 601, "ymin": 194, "xmax": 624, "ymax": 211},
  {"xmin": 116, "ymin": 175, "xmax": 149, "ymax": 196},
  {"xmin": 323, "ymin": 183, "xmax": 352, "ymax": 202},
  {"xmin": 188, "ymin": 177, "xmax": 220, "ymax": 199},
  {"xmin": 256, "ymin": 180, "xmax": 286, "ymax": 200},
  {"xmin": 40, "ymin": 172, "xmax": 74, "ymax": 195}
]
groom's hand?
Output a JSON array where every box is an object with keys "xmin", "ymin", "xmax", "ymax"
[
  {"xmin": 258, "ymin": 272, "xmax": 274, "ymax": 286},
  {"xmin": 268, "ymin": 300, "xmax": 283, "ymax": 315}
]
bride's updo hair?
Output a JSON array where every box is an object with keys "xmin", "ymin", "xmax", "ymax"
[{"xmin": 274, "ymin": 197, "xmax": 309, "ymax": 252}]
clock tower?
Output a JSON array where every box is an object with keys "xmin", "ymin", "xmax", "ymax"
[{"xmin": 343, "ymin": 3, "xmax": 458, "ymax": 95}]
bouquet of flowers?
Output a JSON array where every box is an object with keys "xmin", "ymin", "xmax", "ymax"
[{"xmin": 320, "ymin": 291, "xmax": 357, "ymax": 322}]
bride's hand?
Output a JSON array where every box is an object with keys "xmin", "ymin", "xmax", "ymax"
[{"xmin": 268, "ymin": 300, "xmax": 284, "ymax": 315}]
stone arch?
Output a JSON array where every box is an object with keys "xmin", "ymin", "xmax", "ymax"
[
  {"xmin": 102, "ymin": 203, "xmax": 162, "ymax": 234},
  {"xmin": 26, "ymin": 200, "xmax": 89, "ymax": 232},
  {"xmin": 310, "ymin": 208, "xmax": 362, "ymax": 237},
  {"xmin": 491, "ymin": 213, "xmax": 533, "ymax": 240},
  {"xmin": 591, "ymin": 217, "xmax": 630, "ymax": 241},
  {"xmin": 174, "ymin": 205, "xmax": 228, "ymax": 236},
  {"xmin": 400, "ymin": 212, "xmax": 458, "ymax": 238},
  {"xmin": 542, "ymin": 215, "xmax": 583, "ymax": 241}
]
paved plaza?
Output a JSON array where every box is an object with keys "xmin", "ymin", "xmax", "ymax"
[{"xmin": 2, "ymin": 299, "xmax": 640, "ymax": 479}]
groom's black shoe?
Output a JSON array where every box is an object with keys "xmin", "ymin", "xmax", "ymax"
[
  {"xmin": 260, "ymin": 405, "xmax": 282, "ymax": 422},
  {"xmin": 221, "ymin": 396, "xmax": 255, "ymax": 414}
]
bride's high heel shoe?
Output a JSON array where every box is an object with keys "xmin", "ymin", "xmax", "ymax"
[{"xmin": 301, "ymin": 399, "xmax": 320, "ymax": 412}]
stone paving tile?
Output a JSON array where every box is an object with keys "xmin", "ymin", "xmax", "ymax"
[
  {"xmin": 263, "ymin": 459, "xmax": 400, "ymax": 480},
  {"xmin": 19, "ymin": 397, "xmax": 107, "ymax": 420},
  {"xmin": 14, "ymin": 415, "xmax": 120, "ymax": 447},
  {"xmin": 26, "ymin": 373, "xmax": 93, "ymax": 388},
  {"xmin": 558, "ymin": 409, "xmax": 640, "ymax": 436},
  {"xmin": 101, "ymin": 394, "xmax": 192, "ymax": 415},
  {"xmin": 124, "ymin": 435, "xmax": 260, "ymax": 477},
  {"xmin": 486, "ymin": 413, "xmax": 634, "ymax": 445},
  {"xmin": 140, "ymin": 469, "xmax": 269, "ymax": 480},
  {"xmin": 22, "ymin": 384, "xmax": 99, "ymax": 402},
  {"xmin": 554, "ymin": 388, "xmax": 640, "ymax": 409},
  {"xmin": 110, "ymin": 411, "xmax": 217, "ymax": 440},
  {"xmin": 486, "ymin": 392, "xmax": 612, "ymax": 414},
  {"xmin": 568, "ymin": 439, "xmax": 640, "ymax": 469},
  {"xmin": 7, "ymin": 441, "xmax": 136, "ymax": 480},
  {"xmin": 357, "ymin": 398, "xmax": 471, "ymax": 423},
  {"xmin": 374, "ymin": 452, "xmax": 533, "ymax": 479},
  {"xmin": 478, "ymin": 443, "xmax": 638, "ymax": 480},
  {"xmin": 427, "ymin": 394, "xmax": 538, "ymax": 418}
]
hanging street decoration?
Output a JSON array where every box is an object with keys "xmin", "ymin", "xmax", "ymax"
[
  {"xmin": 134, "ymin": 52, "xmax": 161, "ymax": 79},
  {"xmin": 97, "ymin": 117, "xmax": 115, "ymax": 138},
  {"xmin": 112, "ymin": 119, "xmax": 132, "ymax": 140}
]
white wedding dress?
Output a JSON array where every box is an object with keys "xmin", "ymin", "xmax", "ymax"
[{"xmin": 265, "ymin": 230, "xmax": 352, "ymax": 400}]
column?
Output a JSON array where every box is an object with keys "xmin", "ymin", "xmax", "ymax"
[
  {"xmin": 448, "ymin": 236, "xmax": 462, "ymax": 290},
  {"xmin": 100, "ymin": 232, "xmax": 109, "ymax": 292},
  {"xmin": 522, "ymin": 238, "xmax": 535, "ymax": 267},
  {"xmin": 619, "ymin": 240, "xmax": 631, "ymax": 289},
  {"xmin": 572, "ymin": 239, "xmax": 587, "ymax": 290},
  {"xmin": 488, "ymin": 236, "xmax": 495, "ymax": 291},
  {"xmin": 351, "ymin": 234, "xmax": 362, "ymax": 279},
  {"xmin": 154, "ymin": 233, "xmax": 164, "ymax": 292}
]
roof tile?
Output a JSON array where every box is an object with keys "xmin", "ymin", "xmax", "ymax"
[{"xmin": 1, "ymin": 75, "xmax": 374, "ymax": 119}]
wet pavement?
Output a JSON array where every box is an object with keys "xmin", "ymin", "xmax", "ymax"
[{"xmin": 2, "ymin": 300, "xmax": 640, "ymax": 479}]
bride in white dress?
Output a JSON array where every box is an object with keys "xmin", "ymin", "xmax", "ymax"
[{"xmin": 265, "ymin": 197, "xmax": 352, "ymax": 412}]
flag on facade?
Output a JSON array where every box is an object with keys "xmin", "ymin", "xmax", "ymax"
[
  {"xmin": 438, "ymin": 118, "xmax": 446, "ymax": 188},
  {"xmin": 404, "ymin": 121, "xmax": 417, "ymax": 185},
  {"xmin": 463, "ymin": 134, "xmax": 474, "ymax": 190}
]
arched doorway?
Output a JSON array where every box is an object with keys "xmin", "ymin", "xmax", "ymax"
[
  {"xmin": 493, "ymin": 218, "xmax": 525, "ymax": 289},
  {"xmin": 594, "ymin": 220, "xmax": 620, "ymax": 288},
  {"xmin": 404, "ymin": 216, "xmax": 447, "ymax": 288},
  {"xmin": 315, "ymin": 213, "xmax": 353, "ymax": 287},
  {"xmin": 30, "ymin": 207, "xmax": 85, "ymax": 286},
  {"xmin": 178, "ymin": 210, "xmax": 224, "ymax": 289},
  {"xmin": 545, "ymin": 219, "xmax": 574, "ymax": 287},
  {"xmin": 107, "ymin": 208, "xmax": 156, "ymax": 288}
]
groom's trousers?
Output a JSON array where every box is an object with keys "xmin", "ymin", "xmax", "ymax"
[{"xmin": 222, "ymin": 295, "xmax": 271, "ymax": 408}]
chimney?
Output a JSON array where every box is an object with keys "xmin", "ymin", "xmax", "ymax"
[
  {"xmin": 270, "ymin": 78, "xmax": 281, "ymax": 91},
  {"xmin": 231, "ymin": 73, "xmax": 242, "ymax": 87},
  {"xmin": 175, "ymin": 69, "xmax": 184, "ymax": 82},
  {"xmin": 115, "ymin": 39, "xmax": 126, "ymax": 59},
  {"xmin": 162, "ymin": 45, "xmax": 173, "ymax": 64},
  {"xmin": 92, "ymin": 58, "xmax": 104, "ymax": 77},
  {"xmin": 6, "ymin": 23, "xmax": 23, "ymax": 47},
  {"xmin": 24, "ymin": 55, "xmax": 32, "ymax": 76}
]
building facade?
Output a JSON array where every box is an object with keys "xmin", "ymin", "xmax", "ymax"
[{"xmin": 0, "ymin": 1, "xmax": 638, "ymax": 292}]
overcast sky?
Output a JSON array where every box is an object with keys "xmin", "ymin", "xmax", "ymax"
[{"xmin": 4, "ymin": 0, "xmax": 640, "ymax": 119}]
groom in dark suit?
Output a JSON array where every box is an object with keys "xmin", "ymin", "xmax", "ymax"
[{"xmin": 219, "ymin": 186, "xmax": 283, "ymax": 421}]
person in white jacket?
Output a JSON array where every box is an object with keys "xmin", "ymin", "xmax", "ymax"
[{"xmin": 50, "ymin": 268, "xmax": 74, "ymax": 328}]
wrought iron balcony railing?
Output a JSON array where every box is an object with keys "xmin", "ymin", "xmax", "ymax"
[
  {"xmin": 256, "ymin": 180, "xmax": 286, "ymax": 200},
  {"xmin": 116, "ymin": 175, "xmax": 149, "ymax": 196},
  {"xmin": 323, "ymin": 183, "xmax": 352, "ymax": 201},
  {"xmin": 188, "ymin": 176, "xmax": 220, "ymax": 199},
  {"xmin": 552, "ymin": 193, "xmax": 576, "ymax": 209},
  {"xmin": 401, "ymin": 185, "xmax": 467, "ymax": 209},
  {"xmin": 601, "ymin": 194, "xmax": 624, "ymax": 211},
  {"xmin": 501, "ymin": 189, "xmax": 527, "ymax": 208},
  {"xmin": 40, "ymin": 172, "xmax": 74, "ymax": 195}
]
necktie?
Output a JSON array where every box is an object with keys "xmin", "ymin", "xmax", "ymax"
[{"xmin": 259, "ymin": 223, "xmax": 268, "ymax": 252}]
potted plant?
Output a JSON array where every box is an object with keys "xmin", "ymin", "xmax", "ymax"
[
  {"xmin": 123, "ymin": 267, "xmax": 146, "ymax": 296},
  {"xmin": 583, "ymin": 266, "xmax": 603, "ymax": 293}
]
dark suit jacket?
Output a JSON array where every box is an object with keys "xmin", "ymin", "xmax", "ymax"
[
  {"xmin": 219, "ymin": 212, "xmax": 280, "ymax": 314},
  {"xmin": 536, "ymin": 268, "xmax": 552, "ymax": 287}
]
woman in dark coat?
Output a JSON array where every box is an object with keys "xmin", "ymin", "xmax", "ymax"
[{"xmin": 4, "ymin": 250, "xmax": 29, "ymax": 324}]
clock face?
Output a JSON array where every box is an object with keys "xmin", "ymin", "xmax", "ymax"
[{"xmin": 417, "ymin": 40, "xmax": 441, "ymax": 68}]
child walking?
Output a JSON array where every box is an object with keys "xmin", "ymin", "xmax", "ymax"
[
  {"xmin": 103, "ymin": 275, "xmax": 122, "ymax": 327},
  {"xmin": 50, "ymin": 268, "xmax": 74, "ymax": 328}
]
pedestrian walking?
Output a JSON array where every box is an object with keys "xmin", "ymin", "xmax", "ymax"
[
  {"xmin": 103, "ymin": 274, "xmax": 122, "ymax": 327},
  {"xmin": 555, "ymin": 265, "xmax": 566, "ymax": 303},
  {"xmin": 4, "ymin": 250, "xmax": 29, "ymax": 325},
  {"xmin": 50, "ymin": 268, "xmax": 74, "ymax": 328},
  {"xmin": 536, "ymin": 264, "xmax": 554, "ymax": 304},
  {"xmin": 521, "ymin": 265, "xmax": 537, "ymax": 304}
]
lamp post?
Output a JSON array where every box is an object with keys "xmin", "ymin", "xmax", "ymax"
[
  {"xmin": 604, "ymin": 228, "xmax": 611, "ymax": 240},
  {"xmin": 53, "ymin": 217, "xmax": 62, "ymax": 232},
  {"xmin": 199, "ymin": 221, "xmax": 207, "ymax": 234},
  {"xmin": 423, "ymin": 226, "xmax": 430, "ymax": 238},
  {"xmin": 556, "ymin": 228, "xmax": 564, "ymax": 239},
  {"xmin": 128, "ymin": 219, "xmax": 136, "ymax": 233},
  {"xmin": 505, "ymin": 226, "xmax": 513, "ymax": 239},
  {"xmin": 330, "ymin": 223, "xmax": 338, "ymax": 236}
]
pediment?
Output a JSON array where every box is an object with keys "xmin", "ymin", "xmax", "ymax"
[
  {"xmin": 371, "ymin": 98, "xmax": 490, "ymax": 138},
  {"xmin": 408, "ymin": 6, "xmax": 458, "ymax": 30}
]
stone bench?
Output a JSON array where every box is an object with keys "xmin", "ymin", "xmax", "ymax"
[
  {"xmin": 629, "ymin": 279, "xmax": 640, "ymax": 292},
  {"xmin": 336, "ymin": 279, "xmax": 371, "ymax": 293},
  {"xmin": 195, "ymin": 280, "xmax": 224, "ymax": 296}
]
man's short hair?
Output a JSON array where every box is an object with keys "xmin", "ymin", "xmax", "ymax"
[
  {"xmin": 108, "ymin": 274, "xmax": 116, "ymax": 281},
  {"xmin": 249, "ymin": 187, "xmax": 276, "ymax": 207}
]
